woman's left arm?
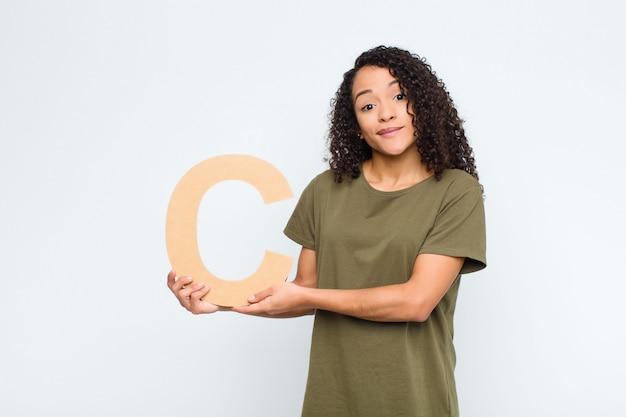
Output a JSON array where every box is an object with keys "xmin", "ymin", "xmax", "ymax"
[{"xmin": 234, "ymin": 253, "xmax": 464, "ymax": 322}]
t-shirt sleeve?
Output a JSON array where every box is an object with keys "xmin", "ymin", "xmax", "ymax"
[
  {"xmin": 419, "ymin": 175, "xmax": 487, "ymax": 274},
  {"xmin": 283, "ymin": 177, "xmax": 317, "ymax": 250}
]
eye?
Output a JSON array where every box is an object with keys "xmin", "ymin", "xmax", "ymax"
[
  {"xmin": 395, "ymin": 93, "xmax": 406, "ymax": 101},
  {"xmin": 360, "ymin": 103, "xmax": 374, "ymax": 112}
]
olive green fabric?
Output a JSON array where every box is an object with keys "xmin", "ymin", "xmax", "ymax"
[{"xmin": 284, "ymin": 169, "xmax": 486, "ymax": 417}]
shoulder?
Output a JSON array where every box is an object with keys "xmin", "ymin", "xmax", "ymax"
[
  {"xmin": 425, "ymin": 169, "xmax": 484, "ymax": 212},
  {"xmin": 438, "ymin": 169, "xmax": 480, "ymax": 186},
  {"xmin": 297, "ymin": 170, "xmax": 362, "ymax": 207},
  {"xmin": 436, "ymin": 169, "xmax": 482, "ymax": 195},
  {"xmin": 305, "ymin": 170, "xmax": 347, "ymax": 192},
  {"xmin": 309, "ymin": 169, "xmax": 335, "ymax": 185},
  {"xmin": 296, "ymin": 170, "xmax": 336, "ymax": 201}
]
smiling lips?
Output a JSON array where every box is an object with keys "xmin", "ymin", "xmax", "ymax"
[{"xmin": 377, "ymin": 126, "xmax": 403, "ymax": 137}]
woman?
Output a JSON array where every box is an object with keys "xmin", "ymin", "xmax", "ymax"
[{"xmin": 168, "ymin": 45, "xmax": 486, "ymax": 416}]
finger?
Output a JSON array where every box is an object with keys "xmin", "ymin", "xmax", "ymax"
[
  {"xmin": 248, "ymin": 287, "xmax": 272, "ymax": 304},
  {"xmin": 174, "ymin": 278, "xmax": 198, "ymax": 307},
  {"xmin": 188, "ymin": 282, "xmax": 210, "ymax": 301},
  {"xmin": 188, "ymin": 283, "xmax": 215, "ymax": 314},
  {"xmin": 167, "ymin": 270, "xmax": 192, "ymax": 292},
  {"xmin": 234, "ymin": 300, "xmax": 277, "ymax": 316},
  {"xmin": 167, "ymin": 270, "xmax": 177, "ymax": 289},
  {"xmin": 172, "ymin": 276, "xmax": 193, "ymax": 296},
  {"xmin": 233, "ymin": 303, "xmax": 262, "ymax": 315}
]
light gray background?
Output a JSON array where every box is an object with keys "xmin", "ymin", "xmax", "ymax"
[{"xmin": 1, "ymin": 0, "xmax": 624, "ymax": 415}]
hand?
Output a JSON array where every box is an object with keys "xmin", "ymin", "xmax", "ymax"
[
  {"xmin": 234, "ymin": 282, "xmax": 307, "ymax": 316},
  {"xmin": 167, "ymin": 270, "xmax": 222, "ymax": 314}
]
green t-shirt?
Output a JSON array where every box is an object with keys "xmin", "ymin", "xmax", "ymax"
[{"xmin": 284, "ymin": 168, "xmax": 486, "ymax": 417}]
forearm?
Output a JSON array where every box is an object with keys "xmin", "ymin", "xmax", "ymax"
[
  {"xmin": 301, "ymin": 283, "xmax": 430, "ymax": 322},
  {"xmin": 303, "ymin": 255, "xmax": 464, "ymax": 322},
  {"xmin": 236, "ymin": 254, "xmax": 463, "ymax": 321}
]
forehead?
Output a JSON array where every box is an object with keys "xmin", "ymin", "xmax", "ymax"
[{"xmin": 352, "ymin": 66, "xmax": 398, "ymax": 97}]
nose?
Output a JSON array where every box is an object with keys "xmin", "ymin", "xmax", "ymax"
[{"xmin": 378, "ymin": 102, "xmax": 396, "ymax": 122}]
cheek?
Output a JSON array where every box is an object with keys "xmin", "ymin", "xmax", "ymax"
[
  {"xmin": 355, "ymin": 112, "xmax": 375, "ymax": 130},
  {"xmin": 400, "ymin": 102, "xmax": 414, "ymax": 117}
]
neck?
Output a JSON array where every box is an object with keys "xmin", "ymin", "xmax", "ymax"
[{"xmin": 363, "ymin": 155, "xmax": 432, "ymax": 192}]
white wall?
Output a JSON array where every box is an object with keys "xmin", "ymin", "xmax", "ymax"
[{"xmin": 1, "ymin": 0, "xmax": 624, "ymax": 415}]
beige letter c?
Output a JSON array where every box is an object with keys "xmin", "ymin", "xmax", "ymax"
[{"xmin": 165, "ymin": 154, "xmax": 294, "ymax": 307}]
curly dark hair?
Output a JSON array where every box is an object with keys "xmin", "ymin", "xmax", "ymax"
[{"xmin": 327, "ymin": 45, "xmax": 478, "ymax": 183}]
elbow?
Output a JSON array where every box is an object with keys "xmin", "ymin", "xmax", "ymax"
[
  {"xmin": 400, "ymin": 285, "xmax": 439, "ymax": 322},
  {"xmin": 411, "ymin": 310, "xmax": 432, "ymax": 323},
  {"xmin": 407, "ymin": 301, "xmax": 435, "ymax": 323}
]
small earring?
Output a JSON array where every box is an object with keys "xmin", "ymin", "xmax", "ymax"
[{"xmin": 357, "ymin": 132, "xmax": 364, "ymax": 139}]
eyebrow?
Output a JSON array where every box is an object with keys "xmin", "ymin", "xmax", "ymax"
[{"xmin": 353, "ymin": 80, "xmax": 400, "ymax": 103}]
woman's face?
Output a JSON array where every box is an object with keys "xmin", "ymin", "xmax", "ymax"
[{"xmin": 351, "ymin": 66, "xmax": 417, "ymax": 159}]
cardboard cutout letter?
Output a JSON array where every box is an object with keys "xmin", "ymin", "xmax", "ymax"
[{"xmin": 165, "ymin": 154, "xmax": 294, "ymax": 307}]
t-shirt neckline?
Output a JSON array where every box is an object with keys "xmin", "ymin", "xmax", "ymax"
[{"xmin": 358, "ymin": 169, "xmax": 436, "ymax": 196}]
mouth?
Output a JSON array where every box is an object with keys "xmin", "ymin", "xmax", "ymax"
[{"xmin": 377, "ymin": 127, "xmax": 402, "ymax": 137}]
